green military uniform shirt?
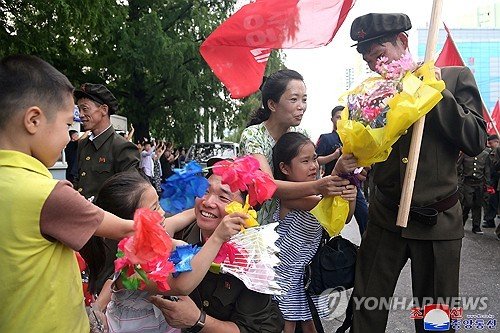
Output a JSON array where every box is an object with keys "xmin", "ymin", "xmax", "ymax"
[
  {"xmin": 457, "ymin": 148, "xmax": 491, "ymax": 185},
  {"xmin": 178, "ymin": 222, "xmax": 284, "ymax": 333},
  {"xmin": 370, "ymin": 66, "xmax": 487, "ymax": 240},
  {"xmin": 74, "ymin": 126, "xmax": 140, "ymax": 199}
]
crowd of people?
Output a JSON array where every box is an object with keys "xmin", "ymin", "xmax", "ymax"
[{"xmin": 0, "ymin": 11, "xmax": 494, "ymax": 333}]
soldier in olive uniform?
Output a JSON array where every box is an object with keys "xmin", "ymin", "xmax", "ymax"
[
  {"xmin": 73, "ymin": 83, "xmax": 140, "ymax": 200},
  {"xmin": 488, "ymin": 142, "xmax": 500, "ymax": 239},
  {"xmin": 151, "ymin": 161, "xmax": 284, "ymax": 333},
  {"xmin": 457, "ymin": 148, "xmax": 491, "ymax": 234},
  {"xmin": 349, "ymin": 14, "xmax": 487, "ymax": 333},
  {"xmin": 483, "ymin": 134, "xmax": 500, "ymax": 228}
]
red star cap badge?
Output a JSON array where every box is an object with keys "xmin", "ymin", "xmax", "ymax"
[{"xmin": 357, "ymin": 29, "xmax": 367, "ymax": 39}]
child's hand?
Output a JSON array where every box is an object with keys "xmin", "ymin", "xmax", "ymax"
[
  {"xmin": 212, "ymin": 212, "xmax": 247, "ymax": 243},
  {"xmin": 341, "ymin": 185, "xmax": 357, "ymax": 202},
  {"xmin": 171, "ymin": 239, "xmax": 188, "ymax": 248},
  {"xmin": 315, "ymin": 175, "xmax": 350, "ymax": 197},
  {"xmin": 332, "ymin": 153, "xmax": 358, "ymax": 175}
]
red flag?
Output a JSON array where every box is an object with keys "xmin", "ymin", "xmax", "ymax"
[
  {"xmin": 490, "ymin": 101, "xmax": 500, "ymax": 135},
  {"xmin": 200, "ymin": 0, "xmax": 355, "ymax": 98},
  {"xmin": 435, "ymin": 24, "xmax": 464, "ymax": 67},
  {"xmin": 435, "ymin": 23, "xmax": 498, "ymax": 135}
]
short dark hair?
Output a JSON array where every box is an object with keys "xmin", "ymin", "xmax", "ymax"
[
  {"xmin": 272, "ymin": 132, "xmax": 314, "ymax": 181},
  {"xmin": 0, "ymin": 55, "xmax": 74, "ymax": 130},
  {"xmin": 247, "ymin": 69, "xmax": 304, "ymax": 127},
  {"xmin": 331, "ymin": 105, "xmax": 344, "ymax": 118},
  {"xmin": 356, "ymin": 33, "xmax": 399, "ymax": 55},
  {"xmin": 488, "ymin": 134, "xmax": 499, "ymax": 141}
]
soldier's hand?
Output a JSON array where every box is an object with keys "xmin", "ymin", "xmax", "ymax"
[
  {"xmin": 149, "ymin": 295, "xmax": 200, "ymax": 329},
  {"xmin": 332, "ymin": 153, "xmax": 358, "ymax": 175},
  {"xmin": 212, "ymin": 212, "xmax": 247, "ymax": 243}
]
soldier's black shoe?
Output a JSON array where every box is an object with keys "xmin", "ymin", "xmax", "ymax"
[
  {"xmin": 472, "ymin": 227, "xmax": 484, "ymax": 234},
  {"xmin": 482, "ymin": 220, "xmax": 496, "ymax": 228}
]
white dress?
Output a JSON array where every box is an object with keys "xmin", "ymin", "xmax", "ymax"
[{"xmin": 106, "ymin": 289, "xmax": 180, "ymax": 333}]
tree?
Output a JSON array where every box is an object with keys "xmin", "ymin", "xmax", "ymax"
[{"xmin": 0, "ymin": 0, "xmax": 285, "ymax": 147}]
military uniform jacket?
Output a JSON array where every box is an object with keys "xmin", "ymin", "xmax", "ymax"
[
  {"xmin": 371, "ymin": 66, "xmax": 487, "ymax": 240},
  {"xmin": 74, "ymin": 126, "xmax": 140, "ymax": 199},
  {"xmin": 177, "ymin": 222, "xmax": 284, "ymax": 333},
  {"xmin": 457, "ymin": 148, "xmax": 491, "ymax": 185}
]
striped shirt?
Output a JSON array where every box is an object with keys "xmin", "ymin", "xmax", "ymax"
[{"xmin": 272, "ymin": 200, "xmax": 330, "ymax": 321}]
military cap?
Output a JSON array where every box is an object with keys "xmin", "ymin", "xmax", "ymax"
[
  {"xmin": 350, "ymin": 13, "xmax": 412, "ymax": 47},
  {"xmin": 74, "ymin": 83, "xmax": 118, "ymax": 115}
]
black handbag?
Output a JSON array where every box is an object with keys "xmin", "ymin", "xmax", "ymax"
[{"xmin": 304, "ymin": 231, "xmax": 358, "ymax": 295}]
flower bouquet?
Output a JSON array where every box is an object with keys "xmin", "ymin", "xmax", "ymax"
[
  {"xmin": 338, "ymin": 52, "xmax": 445, "ymax": 167},
  {"xmin": 312, "ymin": 53, "xmax": 445, "ymax": 236}
]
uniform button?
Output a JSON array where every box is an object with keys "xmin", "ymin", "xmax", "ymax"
[
  {"xmin": 403, "ymin": 130, "xmax": 408, "ymax": 135},
  {"xmin": 473, "ymin": 162, "xmax": 477, "ymax": 165},
  {"xmin": 85, "ymin": 156, "xmax": 91, "ymax": 161},
  {"xmin": 203, "ymin": 300, "xmax": 209, "ymax": 307},
  {"xmin": 402, "ymin": 157, "xmax": 409, "ymax": 164},
  {"xmin": 81, "ymin": 172, "xmax": 86, "ymax": 176},
  {"xmin": 473, "ymin": 168, "xmax": 477, "ymax": 170},
  {"xmin": 474, "ymin": 157, "xmax": 477, "ymax": 160},
  {"xmin": 78, "ymin": 188, "xmax": 83, "ymax": 192}
]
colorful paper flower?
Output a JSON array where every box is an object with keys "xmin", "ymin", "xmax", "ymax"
[
  {"xmin": 120, "ymin": 209, "xmax": 172, "ymax": 264},
  {"xmin": 213, "ymin": 242, "xmax": 239, "ymax": 264},
  {"xmin": 160, "ymin": 161, "xmax": 209, "ymax": 214},
  {"xmin": 114, "ymin": 208, "xmax": 175, "ymax": 291},
  {"xmin": 225, "ymin": 197, "xmax": 259, "ymax": 229},
  {"xmin": 169, "ymin": 245, "xmax": 201, "ymax": 277},
  {"xmin": 247, "ymin": 170, "xmax": 278, "ymax": 206},
  {"xmin": 212, "ymin": 156, "xmax": 260, "ymax": 192},
  {"xmin": 212, "ymin": 156, "xmax": 276, "ymax": 205}
]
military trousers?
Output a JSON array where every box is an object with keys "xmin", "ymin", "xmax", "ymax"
[
  {"xmin": 460, "ymin": 183, "xmax": 483, "ymax": 228},
  {"xmin": 351, "ymin": 223, "xmax": 462, "ymax": 333}
]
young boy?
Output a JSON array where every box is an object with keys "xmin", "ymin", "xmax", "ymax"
[{"xmin": 0, "ymin": 55, "xmax": 134, "ymax": 332}]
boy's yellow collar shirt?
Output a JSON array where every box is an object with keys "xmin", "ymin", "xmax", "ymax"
[
  {"xmin": 0, "ymin": 149, "xmax": 89, "ymax": 333},
  {"xmin": 0, "ymin": 149, "xmax": 53, "ymax": 178}
]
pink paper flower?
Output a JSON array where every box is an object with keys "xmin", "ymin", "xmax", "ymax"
[{"xmin": 212, "ymin": 156, "xmax": 276, "ymax": 205}]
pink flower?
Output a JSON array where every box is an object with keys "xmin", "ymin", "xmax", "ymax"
[
  {"xmin": 248, "ymin": 170, "xmax": 277, "ymax": 206},
  {"xmin": 143, "ymin": 257, "xmax": 175, "ymax": 292},
  {"xmin": 212, "ymin": 156, "xmax": 276, "ymax": 205},
  {"xmin": 214, "ymin": 242, "xmax": 239, "ymax": 264},
  {"xmin": 122, "ymin": 209, "xmax": 172, "ymax": 265},
  {"xmin": 212, "ymin": 156, "xmax": 261, "ymax": 192}
]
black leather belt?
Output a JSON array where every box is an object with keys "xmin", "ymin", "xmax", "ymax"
[{"xmin": 374, "ymin": 187, "xmax": 459, "ymax": 226}]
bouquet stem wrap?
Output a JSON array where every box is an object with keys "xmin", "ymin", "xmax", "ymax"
[
  {"xmin": 338, "ymin": 62, "xmax": 445, "ymax": 167},
  {"xmin": 311, "ymin": 196, "xmax": 349, "ymax": 237}
]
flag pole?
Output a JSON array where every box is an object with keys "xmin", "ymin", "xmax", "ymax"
[
  {"xmin": 396, "ymin": 0, "xmax": 443, "ymax": 227},
  {"xmin": 443, "ymin": 24, "xmax": 500, "ymax": 137}
]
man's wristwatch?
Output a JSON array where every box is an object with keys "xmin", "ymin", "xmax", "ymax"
[{"xmin": 187, "ymin": 309, "xmax": 206, "ymax": 333}]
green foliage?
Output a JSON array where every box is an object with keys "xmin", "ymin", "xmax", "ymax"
[{"xmin": 0, "ymin": 0, "xmax": 285, "ymax": 147}]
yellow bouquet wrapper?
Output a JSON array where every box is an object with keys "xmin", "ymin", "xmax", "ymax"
[
  {"xmin": 338, "ymin": 62, "xmax": 446, "ymax": 167},
  {"xmin": 311, "ymin": 196, "xmax": 349, "ymax": 237}
]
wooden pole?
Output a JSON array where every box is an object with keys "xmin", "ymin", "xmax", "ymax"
[{"xmin": 396, "ymin": 0, "xmax": 444, "ymax": 227}]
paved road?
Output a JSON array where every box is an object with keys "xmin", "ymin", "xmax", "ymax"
[{"xmin": 321, "ymin": 217, "xmax": 500, "ymax": 332}]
